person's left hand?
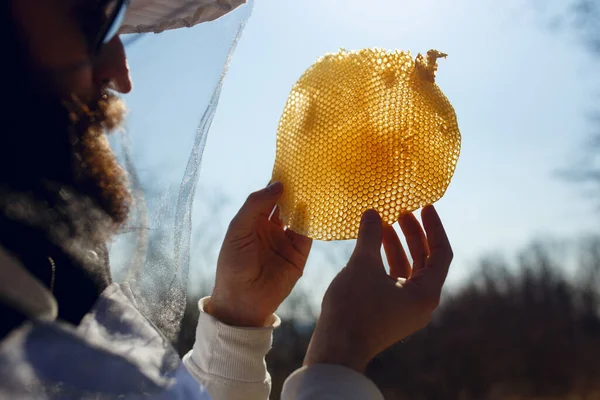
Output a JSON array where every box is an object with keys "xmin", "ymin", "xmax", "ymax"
[{"xmin": 205, "ymin": 182, "xmax": 312, "ymax": 327}]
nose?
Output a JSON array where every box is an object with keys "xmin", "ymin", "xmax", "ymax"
[{"xmin": 93, "ymin": 36, "xmax": 133, "ymax": 94}]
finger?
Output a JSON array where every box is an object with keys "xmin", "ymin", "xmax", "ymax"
[
  {"xmin": 398, "ymin": 212, "xmax": 429, "ymax": 273},
  {"xmin": 270, "ymin": 205, "xmax": 285, "ymax": 229},
  {"xmin": 421, "ymin": 205, "xmax": 453, "ymax": 287},
  {"xmin": 382, "ymin": 225, "xmax": 411, "ymax": 279},
  {"xmin": 285, "ymin": 229, "xmax": 313, "ymax": 259},
  {"xmin": 270, "ymin": 228, "xmax": 312, "ymax": 274},
  {"xmin": 232, "ymin": 182, "xmax": 283, "ymax": 227},
  {"xmin": 350, "ymin": 210, "xmax": 384, "ymax": 267}
]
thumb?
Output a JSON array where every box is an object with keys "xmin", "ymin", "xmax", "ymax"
[
  {"xmin": 232, "ymin": 182, "xmax": 283, "ymax": 227},
  {"xmin": 351, "ymin": 209, "xmax": 384, "ymax": 262}
]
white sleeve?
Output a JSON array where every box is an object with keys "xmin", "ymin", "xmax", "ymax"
[
  {"xmin": 182, "ymin": 297, "xmax": 280, "ymax": 400},
  {"xmin": 281, "ymin": 364, "xmax": 385, "ymax": 400}
]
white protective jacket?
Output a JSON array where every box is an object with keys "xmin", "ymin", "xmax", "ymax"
[{"xmin": 0, "ymin": 247, "xmax": 384, "ymax": 399}]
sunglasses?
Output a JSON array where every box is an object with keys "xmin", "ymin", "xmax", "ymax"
[{"xmin": 89, "ymin": 0, "xmax": 130, "ymax": 54}]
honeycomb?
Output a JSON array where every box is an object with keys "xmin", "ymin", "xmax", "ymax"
[{"xmin": 271, "ymin": 48, "xmax": 461, "ymax": 241}]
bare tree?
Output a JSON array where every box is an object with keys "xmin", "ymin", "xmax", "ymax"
[
  {"xmin": 536, "ymin": 1, "xmax": 600, "ymax": 199},
  {"xmin": 570, "ymin": 0, "xmax": 600, "ymax": 55},
  {"xmin": 568, "ymin": 1, "xmax": 600, "ymax": 203}
]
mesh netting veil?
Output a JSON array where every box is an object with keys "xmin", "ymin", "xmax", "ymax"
[{"xmin": 109, "ymin": 0, "xmax": 254, "ymax": 341}]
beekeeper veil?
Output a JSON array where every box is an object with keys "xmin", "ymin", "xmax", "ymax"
[{"xmin": 108, "ymin": 0, "xmax": 254, "ymax": 341}]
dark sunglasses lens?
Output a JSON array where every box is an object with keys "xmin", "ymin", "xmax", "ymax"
[{"xmin": 102, "ymin": 0, "xmax": 129, "ymax": 45}]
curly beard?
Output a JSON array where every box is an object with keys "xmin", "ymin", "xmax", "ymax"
[
  {"xmin": 0, "ymin": 86, "xmax": 132, "ymax": 239},
  {"xmin": 63, "ymin": 91, "xmax": 131, "ymax": 226}
]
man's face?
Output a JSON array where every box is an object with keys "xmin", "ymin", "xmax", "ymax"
[{"xmin": 9, "ymin": 0, "xmax": 134, "ymax": 226}]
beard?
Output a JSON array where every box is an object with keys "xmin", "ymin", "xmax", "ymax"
[
  {"xmin": 63, "ymin": 90, "xmax": 131, "ymax": 226},
  {"xmin": 0, "ymin": 83, "xmax": 132, "ymax": 236}
]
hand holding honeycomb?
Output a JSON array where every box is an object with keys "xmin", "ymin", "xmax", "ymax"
[{"xmin": 271, "ymin": 49, "xmax": 461, "ymax": 240}]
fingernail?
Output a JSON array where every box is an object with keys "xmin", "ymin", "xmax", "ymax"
[
  {"xmin": 267, "ymin": 181, "xmax": 282, "ymax": 194},
  {"xmin": 362, "ymin": 209, "xmax": 379, "ymax": 223}
]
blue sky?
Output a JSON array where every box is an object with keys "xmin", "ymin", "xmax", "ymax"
[{"xmin": 117, "ymin": 0, "xmax": 600, "ymax": 306}]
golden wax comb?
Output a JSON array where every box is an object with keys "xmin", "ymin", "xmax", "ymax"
[{"xmin": 272, "ymin": 49, "xmax": 461, "ymax": 240}]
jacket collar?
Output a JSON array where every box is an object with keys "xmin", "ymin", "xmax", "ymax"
[{"xmin": 0, "ymin": 246, "xmax": 57, "ymax": 322}]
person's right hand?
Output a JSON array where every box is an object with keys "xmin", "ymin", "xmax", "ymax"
[{"xmin": 303, "ymin": 206, "xmax": 453, "ymax": 373}]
